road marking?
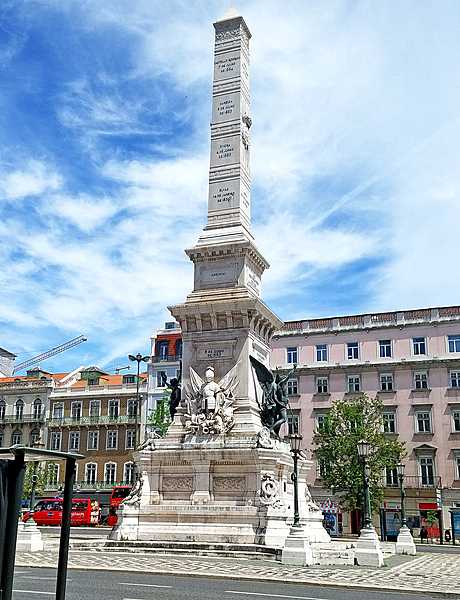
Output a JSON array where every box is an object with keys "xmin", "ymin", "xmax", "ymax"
[
  {"xmin": 13, "ymin": 591, "xmax": 54, "ymax": 596},
  {"xmin": 21, "ymin": 576, "xmax": 68, "ymax": 581},
  {"xmin": 226, "ymin": 592, "xmax": 327, "ymax": 600},
  {"xmin": 120, "ymin": 582, "xmax": 173, "ymax": 588}
]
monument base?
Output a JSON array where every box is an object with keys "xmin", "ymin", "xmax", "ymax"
[
  {"xmin": 354, "ymin": 526, "xmax": 384, "ymax": 567},
  {"xmin": 16, "ymin": 519, "xmax": 44, "ymax": 552},
  {"xmin": 281, "ymin": 526, "xmax": 313, "ymax": 566},
  {"xmin": 110, "ymin": 437, "xmax": 329, "ymax": 549},
  {"xmin": 396, "ymin": 525, "xmax": 416, "ymax": 555}
]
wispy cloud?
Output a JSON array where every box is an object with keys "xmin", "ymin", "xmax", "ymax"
[{"xmin": 0, "ymin": 160, "xmax": 62, "ymax": 200}]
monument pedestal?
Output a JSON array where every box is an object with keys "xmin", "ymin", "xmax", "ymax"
[
  {"xmin": 354, "ymin": 526, "xmax": 384, "ymax": 567},
  {"xmin": 16, "ymin": 519, "xmax": 44, "ymax": 552},
  {"xmin": 281, "ymin": 526, "xmax": 313, "ymax": 566},
  {"xmin": 396, "ymin": 525, "xmax": 416, "ymax": 555}
]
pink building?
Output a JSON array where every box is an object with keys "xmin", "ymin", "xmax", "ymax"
[{"xmin": 271, "ymin": 306, "xmax": 460, "ymax": 537}]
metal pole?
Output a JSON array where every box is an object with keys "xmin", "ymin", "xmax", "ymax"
[
  {"xmin": 55, "ymin": 458, "xmax": 76, "ymax": 600},
  {"xmin": 439, "ymin": 509, "xmax": 444, "ymax": 545},
  {"xmin": 399, "ymin": 475, "xmax": 406, "ymax": 527},
  {"xmin": 29, "ymin": 462, "xmax": 38, "ymax": 511},
  {"xmin": 451, "ymin": 511, "xmax": 456, "ymax": 545},
  {"xmin": 292, "ymin": 450, "xmax": 300, "ymax": 527},
  {"xmin": 363, "ymin": 459, "xmax": 372, "ymax": 529},
  {"xmin": 1, "ymin": 453, "xmax": 26, "ymax": 600}
]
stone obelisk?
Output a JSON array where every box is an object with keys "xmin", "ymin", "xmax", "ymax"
[
  {"xmin": 110, "ymin": 12, "xmax": 330, "ymax": 552},
  {"xmin": 169, "ymin": 10, "xmax": 282, "ymax": 437}
]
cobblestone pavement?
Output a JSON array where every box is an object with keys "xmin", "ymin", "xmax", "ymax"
[{"xmin": 15, "ymin": 550, "xmax": 460, "ymax": 596}]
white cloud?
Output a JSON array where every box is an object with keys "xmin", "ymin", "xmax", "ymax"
[{"xmin": 0, "ymin": 160, "xmax": 62, "ymax": 200}]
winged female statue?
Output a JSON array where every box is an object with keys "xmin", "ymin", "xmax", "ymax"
[
  {"xmin": 184, "ymin": 364, "xmax": 239, "ymax": 435},
  {"xmin": 249, "ymin": 356, "xmax": 296, "ymax": 439}
]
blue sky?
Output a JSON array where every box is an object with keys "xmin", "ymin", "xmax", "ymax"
[{"xmin": 1, "ymin": 0, "xmax": 459, "ymax": 374}]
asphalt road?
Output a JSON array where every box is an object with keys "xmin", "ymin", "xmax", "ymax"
[{"xmin": 12, "ymin": 567, "xmax": 459, "ymax": 600}]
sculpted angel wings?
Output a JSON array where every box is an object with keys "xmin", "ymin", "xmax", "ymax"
[{"xmin": 183, "ymin": 364, "xmax": 239, "ymax": 435}]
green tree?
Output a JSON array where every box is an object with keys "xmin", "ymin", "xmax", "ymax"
[
  {"xmin": 313, "ymin": 394, "xmax": 405, "ymax": 512},
  {"xmin": 148, "ymin": 388, "xmax": 171, "ymax": 437},
  {"xmin": 23, "ymin": 462, "xmax": 57, "ymax": 501}
]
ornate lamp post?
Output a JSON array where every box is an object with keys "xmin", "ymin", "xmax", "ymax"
[
  {"xmin": 395, "ymin": 461, "xmax": 416, "ymax": 555},
  {"xmin": 288, "ymin": 433, "xmax": 303, "ymax": 528},
  {"xmin": 357, "ymin": 440, "xmax": 372, "ymax": 529},
  {"xmin": 128, "ymin": 353, "xmax": 150, "ymax": 480},
  {"xmin": 354, "ymin": 440, "xmax": 384, "ymax": 566}
]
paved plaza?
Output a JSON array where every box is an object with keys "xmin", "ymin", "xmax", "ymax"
[{"xmin": 15, "ymin": 549, "xmax": 460, "ymax": 596}]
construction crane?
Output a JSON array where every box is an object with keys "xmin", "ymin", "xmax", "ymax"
[{"xmin": 13, "ymin": 335, "xmax": 87, "ymax": 374}]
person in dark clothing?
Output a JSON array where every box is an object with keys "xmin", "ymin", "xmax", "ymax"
[{"xmin": 420, "ymin": 526, "xmax": 428, "ymax": 543}]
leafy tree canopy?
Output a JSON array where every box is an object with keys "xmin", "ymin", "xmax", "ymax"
[
  {"xmin": 23, "ymin": 462, "xmax": 57, "ymax": 502},
  {"xmin": 147, "ymin": 388, "xmax": 171, "ymax": 437},
  {"xmin": 313, "ymin": 394, "xmax": 405, "ymax": 512}
]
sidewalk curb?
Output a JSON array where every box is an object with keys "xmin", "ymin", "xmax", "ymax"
[{"xmin": 15, "ymin": 558, "xmax": 460, "ymax": 598}]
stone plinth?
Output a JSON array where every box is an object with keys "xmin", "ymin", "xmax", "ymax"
[
  {"xmin": 396, "ymin": 525, "xmax": 416, "ymax": 555},
  {"xmin": 16, "ymin": 519, "xmax": 44, "ymax": 552},
  {"xmin": 354, "ymin": 526, "xmax": 384, "ymax": 567},
  {"xmin": 281, "ymin": 527, "xmax": 313, "ymax": 566}
]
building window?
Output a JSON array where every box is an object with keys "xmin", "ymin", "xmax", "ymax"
[
  {"xmin": 124, "ymin": 462, "xmax": 135, "ymax": 484},
  {"xmin": 85, "ymin": 463, "xmax": 97, "ymax": 485},
  {"xmin": 175, "ymin": 339, "xmax": 183, "ymax": 358},
  {"xmin": 419, "ymin": 456, "xmax": 434, "ymax": 486},
  {"xmin": 385, "ymin": 466, "xmax": 398, "ymax": 487},
  {"xmin": 316, "ymin": 377, "xmax": 328, "ymax": 394},
  {"xmin": 448, "ymin": 335, "xmax": 460, "ymax": 353},
  {"xmin": 380, "ymin": 373, "xmax": 394, "ymax": 391},
  {"xmin": 347, "ymin": 375, "xmax": 361, "ymax": 393},
  {"xmin": 287, "ymin": 379, "xmax": 298, "ymax": 396},
  {"xmin": 89, "ymin": 400, "xmax": 100, "ymax": 419},
  {"xmin": 123, "ymin": 374, "xmax": 136, "ymax": 384},
  {"xmin": 0, "ymin": 431, "xmax": 3, "ymax": 447},
  {"xmin": 413, "ymin": 337, "xmax": 427, "ymax": 355},
  {"xmin": 69, "ymin": 431, "xmax": 80, "ymax": 451},
  {"xmin": 457, "ymin": 458, "xmax": 460, "ymax": 480},
  {"xmin": 452, "ymin": 411, "xmax": 460, "ymax": 433},
  {"xmin": 0, "ymin": 400, "xmax": 5, "ymax": 420},
  {"xmin": 127, "ymin": 399, "xmax": 137, "ymax": 417},
  {"xmin": 15, "ymin": 399, "xmax": 24, "ymax": 420},
  {"xmin": 450, "ymin": 371, "xmax": 460, "ymax": 388},
  {"xmin": 104, "ymin": 463, "xmax": 116, "ymax": 485},
  {"xmin": 126, "ymin": 429, "xmax": 135, "ymax": 449},
  {"xmin": 87, "ymin": 430, "xmax": 99, "ymax": 450},
  {"xmin": 286, "ymin": 347, "xmax": 298, "ymax": 364},
  {"xmin": 347, "ymin": 342, "xmax": 359, "ymax": 360},
  {"xmin": 316, "ymin": 413, "xmax": 327, "ymax": 432},
  {"xmin": 317, "ymin": 459, "xmax": 328, "ymax": 479},
  {"xmin": 50, "ymin": 431, "xmax": 61, "ymax": 450},
  {"xmin": 87, "ymin": 377, "xmax": 99, "ymax": 386},
  {"xmin": 47, "ymin": 464, "xmax": 59, "ymax": 486},
  {"xmin": 383, "ymin": 412, "xmax": 396, "ymax": 433},
  {"xmin": 287, "ymin": 414, "xmax": 299, "ymax": 435},
  {"xmin": 416, "ymin": 411, "xmax": 432, "ymax": 433},
  {"xmin": 33, "ymin": 398, "xmax": 43, "ymax": 419},
  {"xmin": 53, "ymin": 403, "xmax": 63, "ymax": 420},
  {"xmin": 414, "ymin": 371, "xmax": 429, "ymax": 390},
  {"xmin": 30, "ymin": 429, "xmax": 40, "ymax": 445},
  {"xmin": 316, "ymin": 345, "xmax": 328, "ymax": 362},
  {"xmin": 71, "ymin": 402, "xmax": 82, "ymax": 421},
  {"xmin": 11, "ymin": 430, "xmax": 22, "ymax": 445},
  {"xmin": 108, "ymin": 399, "xmax": 119, "ymax": 419},
  {"xmin": 157, "ymin": 340, "xmax": 169, "ymax": 359},
  {"xmin": 157, "ymin": 371, "xmax": 167, "ymax": 388},
  {"xmin": 107, "ymin": 430, "xmax": 118, "ymax": 450},
  {"xmin": 379, "ymin": 340, "xmax": 392, "ymax": 358}
]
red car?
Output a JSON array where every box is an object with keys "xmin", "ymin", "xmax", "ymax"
[
  {"xmin": 23, "ymin": 498, "xmax": 100, "ymax": 526},
  {"xmin": 107, "ymin": 485, "xmax": 131, "ymax": 526}
]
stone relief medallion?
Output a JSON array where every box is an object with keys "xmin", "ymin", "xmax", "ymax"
[
  {"xmin": 183, "ymin": 364, "xmax": 239, "ymax": 435},
  {"xmin": 258, "ymin": 472, "xmax": 283, "ymax": 509}
]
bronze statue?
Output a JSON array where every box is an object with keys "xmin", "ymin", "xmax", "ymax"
[
  {"xmin": 161, "ymin": 369, "xmax": 182, "ymax": 419},
  {"xmin": 249, "ymin": 356, "xmax": 296, "ymax": 439}
]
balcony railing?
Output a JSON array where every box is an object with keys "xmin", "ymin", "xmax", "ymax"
[
  {"xmin": 44, "ymin": 480, "xmax": 133, "ymax": 491},
  {"xmin": 47, "ymin": 415, "xmax": 137, "ymax": 427},
  {"xmin": 383, "ymin": 476, "xmax": 442, "ymax": 489},
  {"xmin": 0, "ymin": 413, "xmax": 45, "ymax": 424},
  {"xmin": 152, "ymin": 354, "xmax": 182, "ymax": 363}
]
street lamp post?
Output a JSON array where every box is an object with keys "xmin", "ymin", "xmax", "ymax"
[
  {"xmin": 288, "ymin": 433, "xmax": 303, "ymax": 528},
  {"xmin": 395, "ymin": 461, "xmax": 416, "ymax": 555},
  {"xmin": 29, "ymin": 437, "xmax": 45, "ymax": 513},
  {"xmin": 357, "ymin": 440, "xmax": 372, "ymax": 529},
  {"xmin": 354, "ymin": 440, "xmax": 384, "ymax": 567},
  {"xmin": 128, "ymin": 353, "xmax": 150, "ymax": 481}
]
